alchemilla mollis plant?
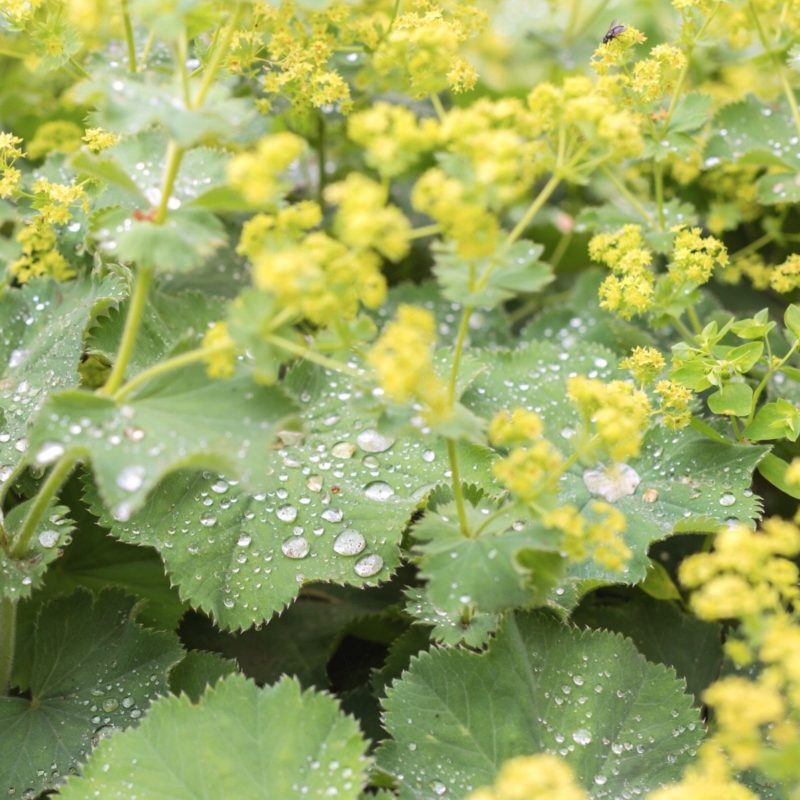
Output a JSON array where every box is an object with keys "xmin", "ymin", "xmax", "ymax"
[{"xmin": 2, "ymin": 0, "xmax": 800, "ymax": 797}]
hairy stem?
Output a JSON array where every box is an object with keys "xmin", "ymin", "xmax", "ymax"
[
  {"xmin": 654, "ymin": 161, "xmax": 666, "ymax": 230},
  {"xmin": 121, "ymin": 0, "xmax": 137, "ymax": 73},
  {"xmin": 193, "ymin": 1, "xmax": 245, "ymax": 109},
  {"xmin": 10, "ymin": 455, "xmax": 78, "ymax": 559},
  {"xmin": 153, "ymin": 140, "xmax": 184, "ymax": 224},
  {"xmin": 266, "ymin": 335, "xmax": 365, "ymax": 378},
  {"xmin": 0, "ymin": 598, "xmax": 16, "ymax": 695},
  {"xmin": 447, "ymin": 439, "xmax": 471, "ymax": 536},
  {"xmin": 506, "ymin": 174, "xmax": 562, "ymax": 247},
  {"xmin": 100, "ymin": 265, "xmax": 154, "ymax": 395}
]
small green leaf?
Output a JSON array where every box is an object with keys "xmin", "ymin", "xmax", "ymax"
[
  {"xmin": 58, "ymin": 675, "xmax": 370, "ymax": 800},
  {"xmin": 757, "ymin": 452, "xmax": 800, "ymax": 499},
  {"xmin": 377, "ymin": 611, "xmax": 703, "ymax": 798},
  {"xmin": 707, "ymin": 382, "xmax": 753, "ymax": 417},
  {"xmin": 727, "ymin": 341, "xmax": 764, "ymax": 373},
  {"xmin": 638, "ymin": 559, "xmax": 682, "ymax": 601},
  {"xmin": 785, "ymin": 304, "xmax": 800, "ymax": 340},
  {"xmin": 732, "ymin": 309, "xmax": 775, "ymax": 340},
  {"xmin": 0, "ymin": 591, "xmax": 182, "ymax": 797},
  {"xmin": 744, "ymin": 399, "xmax": 800, "ymax": 441},
  {"xmin": 405, "ymin": 587, "xmax": 500, "ymax": 647},
  {"xmin": 668, "ymin": 92, "xmax": 713, "ymax": 133},
  {"xmin": 169, "ymin": 651, "xmax": 238, "ymax": 702}
]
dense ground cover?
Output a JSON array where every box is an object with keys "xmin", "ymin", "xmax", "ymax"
[{"xmin": 1, "ymin": 0, "xmax": 800, "ymax": 797}]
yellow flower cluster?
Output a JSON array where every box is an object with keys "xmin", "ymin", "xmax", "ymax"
[
  {"xmin": 646, "ymin": 752, "xmax": 758, "ymax": 800},
  {"xmin": 490, "ymin": 408, "xmax": 563, "ymax": 504},
  {"xmin": 9, "ymin": 218, "xmax": 74, "ymax": 283},
  {"xmin": 488, "ymin": 408, "xmax": 544, "ymax": 447},
  {"xmin": 202, "ymin": 321, "xmax": 237, "ymax": 379},
  {"xmin": 567, "ymin": 376, "xmax": 652, "ymax": 462},
  {"xmin": 26, "ymin": 120, "xmax": 82, "ymax": 160},
  {"xmin": 373, "ymin": 2, "xmax": 486, "ymax": 98},
  {"xmin": 716, "ymin": 253, "xmax": 772, "ymax": 290},
  {"xmin": 83, "ymin": 127, "xmax": 119, "ymax": 153},
  {"xmin": 1, "ymin": 0, "xmax": 43, "ymax": 24},
  {"xmin": 0, "ymin": 131, "xmax": 24, "ymax": 199},
  {"xmin": 239, "ymin": 196, "xmax": 390, "ymax": 325},
  {"xmin": 588, "ymin": 225, "xmax": 655, "ymax": 319},
  {"xmin": 366, "ymin": 304, "xmax": 449, "ymax": 421},
  {"xmin": 655, "ymin": 380, "xmax": 693, "ymax": 429},
  {"xmin": 591, "ymin": 25, "xmax": 647, "ymax": 74},
  {"xmin": 770, "ymin": 254, "xmax": 800, "ymax": 294},
  {"xmin": 668, "ymin": 226, "xmax": 728, "ymax": 286},
  {"xmin": 412, "ymin": 168, "xmax": 499, "ymax": 259},
  {"xmin": 227, "ymin": 133, "xmax": 305, "ymax": 207},
  {"xmin": 467, "ymin": 754, "xmax": 588, "ymax": 800},
  {"xmin": 347, "ymin": 102, "xmax": 439, "ymax": 180},
  {"xmin": 544, "ymin": 501, "xmax": 631, "ymax": 572},
  {"xmin": 621, "ymin": 346, "xmax": 665, "ymax": 386},
  {"xmin": 31, "ymin": 178, "xmax": 85, "ymax": 224},
  {"xmin": 631, "ymin": 45, "xmax": 687, "ymax": 104},
  {"xmin": 325, "ymin": 174, "xmax": 411, "ymax": 262}
]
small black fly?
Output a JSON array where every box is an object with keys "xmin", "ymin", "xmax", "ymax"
[{"xmin": 602, "ymin": 20, "xmax": 627, "ymax": 44}]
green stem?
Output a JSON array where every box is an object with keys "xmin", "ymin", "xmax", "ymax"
[
  {"xmin": 266, "ymin": 335, "xmax": 364, "ymax": 378},
  {"xmin": 153, "ymin": 140, "xmax": 184, "ymax": 224},
  {"xmin": 121, "ymin": 0, "xmax": 137, "ymax": 73},
  {"xmin": 447, "ymin": 439, "xmax": 471, "ymax": 537},
  {"xmin": 100, "ymin": 266, "xmax": 154, "ymax": 395},
  {"xmin": 654, "ymin": 161, "xmax": 665, "ymax": 230},
  {"xmin": 68, "ymin": 57, "xmax": 91, "ymax": 80},
  {"xmin": 687, "ymin": 305, "xmax": 703, "ymax": 335},
  {"xmin": 192, "ymin": 1, "xmax": 245, "ymax": 109},
  {"xmin": 506, "ymin": 174, "xmax": 562, "ymax": 246},
  {"xmin": 0, "ymin": 598, "xmax": 16, "ymax": 695},
  {"xmin": 409, "ymin": 224, "xmax": 442, "ymax": 239},
  {"xmin": 448, "ymin": 310, "xmax": 472, "ymax": 407},
  {"xmin": 672, "ymin": 315, "xmax": 696, "ymax": 342},
  {"xmin": 0, "ymin": 460, "xmax": 26, "ymax": 512},
  {"xmin": 317, "ymin": 111, "xmax": 327, "ymax": 208},
  {"xmin": 748, "ymin": 0, "xmax": 800, "ymax": 138},
  {"xmin": 690, "ymin": 415, "xmax": 730, "ymax": 445},
  {"xmin": 746, "ymin": 340, "xmax": 800, "ymax": 424},
  {"xmin": 731, "ymin": 231, "xmax": 774, "ymax": 262},
  {"xmin": 114, "ymin": 344, "xmax": 226, "ymax": 401},
  {"xmin": 430, "ymin": 93, "xmax": 447, "ymax": 122},
  {"xmin": 600, "ymin": 164, "xmax": 653, "ymax": 223},
  {"xmin": 10, "ymin": 455, "xmax": 78, "ymax": 559}
]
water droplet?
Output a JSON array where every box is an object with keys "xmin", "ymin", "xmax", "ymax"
[
  {"xmin": 34, "ymin": 442, "xmax": 64, "ymax": 466},
  {"xmin": 37, "ymin": 529, "xmax": 59, "ymax": 549},
  {"xmin": 364, "ymin": 481, "xmax": 394, "ymax": 501},
  {"xmin": 116, "ymin": 465, "xmax": 145, "ymax": 493},
  {"xmin": 333, "ymin": 529, "xmax": 366, "ymax": 556},
  {"xmin": 237, "ymin": 534, "xmax": 252, "ymax": 547},
  {"xmin": 572, "ymin": 728, "xmax": 592, "ymax": 745},
  {"xmin": 200, "ymin": 513, "xmax": 217, "ymax": 527},
  {"xmin": 583, "ymin": 463, "xmax": 640, "ymax": 502},
  {"xmin": 422, "ymin": 450, "xmax": 436, "ymax": 463},
  {"xmin": 354, "ymin": 553, "xmax": 383, "ymax": 577},
  {"xmin": 281, "ymin": 536, "xmax": 310, "ymax": 559},
  {"xmin": 331, "ymin": 442, "xmax": 356, "ymax": 459},
  {"xmin": 356, "ymin": 428, "xmax": 394, "ymax": 453},
  {"xmin": 306, "ymin": 475, "xmax": 324, "ymax": 492},
  {"xmin": 719, "ymin": 492, "xmax": 736, "ymax": 507},
  {"xmin": 277, "ymin": 505, "xmax": 298, "ymax": 522},
  {"xmin": 642, "ymin": 487, "xmax": 659, "ymax": 503},
  {"xmin": 430, "ymin": 781, "xmax": 447, "ymax": 796},
  {"xmin": 321, "ymin": 508, "xmax": 343, "ymax": 522},
  {"xmin": 101, "ymin": 698, "xmax": 118, "ymax": 713}
]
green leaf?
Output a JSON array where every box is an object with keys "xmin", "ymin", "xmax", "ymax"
[
  {"xmin": 78, "ymin": 75, "xmax": 254, "ymax": 147},
  {"xmin": 757, "ymin": 452, "xmax": 800, "ymax": 499},
  {"xmin": 58, "ymin": 675, "xmax": 370, "ymax": 800},
  {"xmin": 116, "ymin": 209, "xmax": 227, "ymax": 273},
  {"xmin": 433, "ymin": 240, "xmax": 553, "ymax": 310},
  {"xmin": 86, "ymin": 363, "xmax": 493, "ymax": 629},
  {"xmin": 405, "ymin": 586, "xmax": 500, "ymax": 647},
  {"xmin": 638, "ymin": 559, "xmax": 682, "ymax": 601},
  {"xmin": 0, "ymin": 591, "xmax": 182, "ymax": 797},
  {"xmin": 785, "ymin": 304, "xmax": 800, "ymax": 340},
  {"xmin": 463, "ymin": 341, "xmax": 768, "ymax": 583},
  {"xmin": 573, "ymin": 590, "xmax": 723, "ymax": 705},
  {"xmin": 377, "ymin": 611, "xmax": 703, "ymax": 798},
  {"xmin": 0, "ymin": 274, "xmax": 126, "ymax": 470},
  {"xmin": 668, "ymin": 92, "xmax": 713, "ymax": 133},
  {"xmin": 28, "ymin": 366, "xmax": 297, "ymax": 521},
  {"xmin": 169, "ymin": 650, "xmax": 238, "ymax": 702},
  {"xmin": 412, "ymin": 500, "xmax": 564, "ymax": 619},
  {"xmin": 0, "ymin": 501, "xmax": 74, "ymax": 600},
  {"xmin": 707, "ymin": 382, "xmax": 753, "ymax": 417},
  {"xmin": 744, "ymin": 398, "xmax": 800, "ymax": 441}
]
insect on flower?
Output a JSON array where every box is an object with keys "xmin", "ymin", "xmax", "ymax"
[{"xmin": 602, "ymin": 20, "xmax": 627, "ymax": 44}]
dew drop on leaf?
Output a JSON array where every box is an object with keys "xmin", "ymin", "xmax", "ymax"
[
  {"xmin": 582, "ymin": 463, "xmax": 641, "ymax": 502},
  {"xmin": 364, "ymin": 481, "xmax": 394, "ymax": 501},
  {"xmin": 354, "ymin": 553, "xmax": 383, "ymax": 577},
  {"xmin": 34, "ymin": 442, "xmax": 64, "ymax": 466},
  {"xmin": 356, "ymin": 428, "xmax": 394, "ymax": 453},
  {"xmin": 116, "ymin": 465, "xmax": 146, "ymax": 492},
  {"xmin": 332, "ymin": 529, "xmax": 366, "ymax": 556},
  {"xmin": 719, "ymin": 492, "xmax": 736, "ymax": 507},
  {"xmin": 37, "ymin": 529, "xmax": 59, "ymax": 549},
  {"xmin": 281, "ymin": 536, "xmax": 310, "ymax": 559},
  {"xmin": 572, "ymin": 728, "xmax": 592, "ymax": 745},
  {"xmin": 277, "ymin": 505, "xmax": 298, "ymax": 522}
]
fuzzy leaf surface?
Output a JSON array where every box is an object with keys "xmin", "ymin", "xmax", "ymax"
[
  {"xmin": 377, "ymin": 611, "xmax": 703, "ymax": 799},
  {"xmin": 87, "ymin": 363, "xmax": 492, "ymax": 628},
  {"xmin": 0, "ymin": 591, "xmax": 182, "ymax": 797},
  {"xmin": 28, "ymin": 366, "xmax": 296, "ymax": 521},
  {"xmin": 58, "ymin": 675, "xmax": 369, "ymax": 800}
]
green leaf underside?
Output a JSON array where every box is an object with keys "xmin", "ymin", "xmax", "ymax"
[
  {"xmin": 0, "ymin": 274, "xmax": 126, "ymax": 469},
  {"xmin": 463, "ymin": 341, "xmax": 767, "ymax": 584},
  {"xmin": 0, "ymin": 591, "xmax": 182, "ymax": 797},
  {"xmin": 377, "ymin": 611, "xmax": 703, "ymax": 799},
  {"xmin": 87, "ymin": 362, "xmax": 493, "ymax": 629},
  {"xmin": 58, "ymin": 675, "xmax": 369, "ymax": 800},
  {"xmin": 28, "ymin": 365, "xmax": 297, "ymax": 521},
  {"xmin": 0, "ymin": 501, "xmax": 74, "ymax": 600}
]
